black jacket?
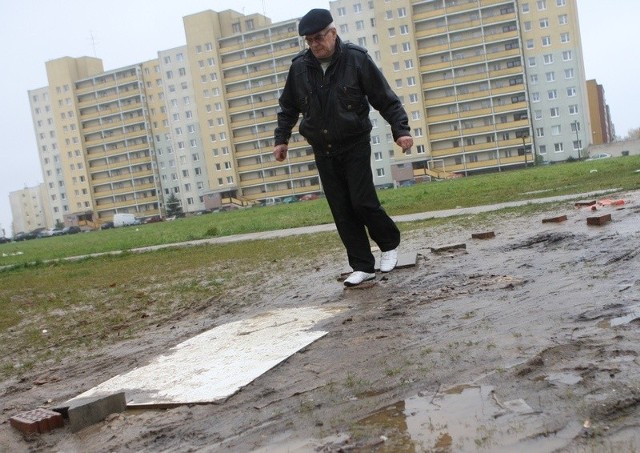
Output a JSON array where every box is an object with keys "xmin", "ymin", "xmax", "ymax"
[{"xmin": 274, "ymin": 37, "xmax": 411, "ymax": 155}]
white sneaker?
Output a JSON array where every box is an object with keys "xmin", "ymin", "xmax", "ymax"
[
  {"xmin": 380, "ymin": 248, "xmax": 398, "ymax": 273},
  {"xmin": 344, "ymin": 271, "xmax": 376, "ymax": 287}
]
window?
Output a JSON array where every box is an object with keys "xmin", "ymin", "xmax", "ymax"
[
  {"xmin": 569, "ymin": 104, "xmax": 579, "ymax": 114},
  {"xmin": 562, "ymin": 50, "xmax": 572, "ymax": 61},
  {"xmin": 566, "ymin": 87, "xmax": 576, "ymax": 97},
  {"xmin": 374, "ymin": 151, "xmax": 383, "ymax": 161},
  {"xmin": 543, "ymin": 54, "xmax": 554, "ymax": 64},
  {"xmin": 409, "ymin": 93, "xmax": 419, "ymax": 103},
  {"xmin": 539, "ymin": 145, "xmax": 547, "ymax": 155},
  {"xmin": 564, "ymin": 68, "xmax": 574, "ymax": 79},
  {"xmin": 535, "ymin": 110, "xmax": 542, "ymax": 120},
  {"xmin": 376, "ymin": 168, "xmax": 385, "ymax": 177},
  {"xmin": 404, "ymin": 59, "xmax": 414, "ymax": 69},
  {"xmin": 557, "ymin": 0, "xmax": 566, "ymax": 6},
  {"xmin": 552, "ymin": 125, "xmax": 561, "ymax": 135},
  {"xmin": 546, "ymin": 71, "xmax": 555, "ymax": 82},
  {"xmin": 542, "ymin": 36, "xmax": 551, "ymax": 46},
  {"xmin": 522, "ymin": 3, "xmax": 530, "ymax": 13},
  {"xmin": 550, "ymin": 107, "xmax": 559, "ymax": 117},
  {"xmin": 537, "ymin": 0, "xmax": 547, "ymax": 10},
  {"xmin": 539, "ymin": 18, "xmax": 549, "ymax": 28},
  {"xmin": 356, "ymin": 20, "xmax": 364, "ymax": 30},
  {"xmin": 554, "ymin": 143, "xmax": 564, "ymax": 152},
  {"xmin": 526, "ymin": 39, "xmax": 534, "ymax": 49},
  {"xmin": 536, "ymin": 127, "xmax": 544, "ymax": 137},
  {"xmin": 388, "ymin": 27, "xmax": 396, "ymax": 37},
  {"xmin": 530, "ymin": 74, "xmax": 538, "ymax": 84},
  {"xmin": 385, "ymin": 10, "xmax": 393, "ymax": 20},
  {"xmin": 397, "ymin": 7, "xmax": 406, "ymax": 17},
  {"xmin": 531, "ymin": 92, "xmax": 540, "ymax": 102},
  {"xmin": 411, "ymin": 111, "xmax": 420, "ymax": 120},
  {"xmin": 354, "ymin": 3, "xmax": 362, "ymax": 13},
  {"xmin": 547, "ymin": 89, "xmax": 557, "ymax": 100},
  {"xmin": 558, "ymin": 14, "xmax": 568, "ymax": 25},
  {"xmin": 560, "ymin": 32, "xmax": 570, "ymax": 43},
  {"xmin": 524, "ymin": 21, "xmax": 532, "ymax": 31},
  {"xmin": 402, "ymin": 42, "xmax": 411, "ymax": 52},
  {"xmin": 337, "ymin": 6, "xmax": 346, "ymax": 16},
  {"xmin": 400, "ymin": 25, "xmax": 409, "ymax": 35},
  {"xmin": 528, "ymin": 57, "xmax": 536, "ymax": 67}
]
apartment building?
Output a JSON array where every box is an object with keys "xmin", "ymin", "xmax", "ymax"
[
  {"xmin": 519, "ymin": 0, "xmax": 590, "ymax": 161},
  {"xmin": 23, "ymin": 1, "xmax": 594, "ymax": 230},
  {"xmin": 586, "ymin": 79, "xmax": 614, "ymax": 145},
  {"xmin": 9, "ymin": 184, "xmax": 48, "ymax": 234}
]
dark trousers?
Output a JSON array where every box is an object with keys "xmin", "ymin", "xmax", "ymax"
[{"xmin": 315, "ymin": 144, "xmax": 400, "ymax": 273}]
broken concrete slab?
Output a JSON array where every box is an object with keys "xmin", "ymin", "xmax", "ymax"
[
  {"xmin": 471, "ymin": 231, "xmax": 495, "ymax": 239},
  {"xmin": 542, "ymin": 215, "xmax": 568, "ymax": 223},
  {"xmin": 587, "ymin": 214, "xmax": 612, "ymax": 226},
  {"xmin": 431, "ymin": 243, "xmax": 466, "ymax": 253},
  {"xmin": 57, "ymin": 392, "xmax": 127, "ymax": 433},
  {"xmin": 62, "ymin": 307, "xmax": 340, "ymax": 408}
]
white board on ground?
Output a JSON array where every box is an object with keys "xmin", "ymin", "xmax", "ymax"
[{"xmin": 66, "ymin": 306, "xmax": 340, "ymax": 407}]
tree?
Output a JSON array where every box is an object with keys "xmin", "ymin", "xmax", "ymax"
[
  {"xmin": 165, "ymin": 193, "xmax": 183, "ymax": 217},
  {"xmin": 626, "ymin": 127, "xmax": 640, "ymax": 141}
]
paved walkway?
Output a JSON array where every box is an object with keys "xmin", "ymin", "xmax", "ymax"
[{"xmin": 134, "ymin": 188, "xmax": 622, "ymax": 253}]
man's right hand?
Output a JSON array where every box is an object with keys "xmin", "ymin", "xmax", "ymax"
[{"xmin": 274, "ymin": 144, "xmax": 288, "ymax": 162}]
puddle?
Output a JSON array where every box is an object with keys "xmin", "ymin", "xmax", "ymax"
[
  {"xmin": 545, "ymin": 372, "xmax": 583, "ymax": 385},
  {"xmin": 349, "ymin": 385, "xmax": 580, "ymax": 452},
  {"xmin": 597, "ymin": 304, "xmax": 640, "ymax": 328}
]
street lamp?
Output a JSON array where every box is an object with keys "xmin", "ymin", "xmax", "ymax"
[
  {"xmin": 572, "ymin": 121, "xmax": 581, "ymax": 160},
  {"xmin": 521, "ymin": 133, "xmax": 528, "ymax": 167}
]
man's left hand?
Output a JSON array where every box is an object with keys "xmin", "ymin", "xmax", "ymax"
[{"xmin": 396, "ymin": 136, "xmax": 414, "ymax": 153}]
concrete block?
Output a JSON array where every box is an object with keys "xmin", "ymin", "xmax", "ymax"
[
  {"xmin": 431, "ymin": 243, "xmax": 466, "ymax": 253},
  {"xmin": 587, "ymin": 214, "xmax": 612, "ymax": 226},
  {"xmin": 471, "ymin": 231, "xmax": 495, "ymax": 239},
  {"xmin": 10, "ymin": 408, "xmax": 64, "ymax": 434},
  {"xmin": 542, "ymin": 215, "xmax": 568, "ymax": 223},
  {"xmin": 61, "ymin": 392, "xmax": 126, "ymax": 432}
]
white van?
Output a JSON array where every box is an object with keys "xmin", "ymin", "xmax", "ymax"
[{"xmin": 113, "ymin": 213, "xmax": 139, "ymax": 227}]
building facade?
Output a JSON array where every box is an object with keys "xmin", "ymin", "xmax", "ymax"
[{"xmin": 20, "ymin": 0, "xmax": 596, "ymax": 232}]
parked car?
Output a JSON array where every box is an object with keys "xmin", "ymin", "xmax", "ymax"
[
  {"xmin": 282, "ymin": 196, "xmax": 299, "ymax": 204},
  {"xmin": 586, "ymin": 152, "xmax": 611, "ymax": 161},
  {"xmin": 62, "ymin": 226, "xmax": 82, "ymax": 235},
  {"xmin": 14, "ymin": 231, "xmax": 37, "ymax": 241},
  {"xmin": 144, "ymin": 215, "xmax": 163, "ymax": 224},
  {"xmin": 100, "ymin": 221, "xmax": 114, "ymax": 230},
  {"xmin": 37, "ymin": 228, "xmax": 63, "ymax": 238},
  {"xmin": 0, "ymin": 236, "xmax": 11, "ymax": 244},
  {"xmin": 299, "ymin": 193, "xmax": 320, "ymax": 201}
]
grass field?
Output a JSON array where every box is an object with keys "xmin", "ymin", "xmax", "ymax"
[{"xmin": 1, "ymin": 155, "xmax": 638, "ymax": 267}]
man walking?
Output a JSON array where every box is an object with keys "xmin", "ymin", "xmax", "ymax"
[{"xmin": 274, "ymin": 8, "xmax": 413, "ymax": 287}]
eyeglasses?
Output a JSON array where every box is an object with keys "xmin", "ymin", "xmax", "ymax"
[{"xmin": 305, "ymin": 29, "xmax": 332, "ymax": 45}]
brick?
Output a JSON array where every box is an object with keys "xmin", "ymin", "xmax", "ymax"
[
  {"xmin": 10, "ymin": 408, "xmax": 64, "ymax": 434},
  {"xmin": 471, "ymin": 231, "xmax": 495, "ymax": 239},
  {"xmin": 575, "ymin": 200, "xmax": 596, "ymax": 207},
  {"xmin": 587, "ymin": 214, "xmax": 612, "ymax": 226},
  {"xmin": 542, "ymin": 215, "xmax": 568, "ymax": 224},
  {"xmin": 431, "ymin": 243, "xmax": 466, "ymax": 253},
  {"xmin": 58, "ymin": 392, "xmax": 126, "ymax": 433}
]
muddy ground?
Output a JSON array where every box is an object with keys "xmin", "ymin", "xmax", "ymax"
[{"xmin": 2, "ymin": 190, "xmax": 640, "ymax": 452}]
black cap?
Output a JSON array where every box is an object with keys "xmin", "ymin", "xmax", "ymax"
[{"xmin": 298, "ymin": 9, "xmax": 333, "ymax": 36}]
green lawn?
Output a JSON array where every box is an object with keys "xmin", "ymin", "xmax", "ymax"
[{"xmin": 1, "ymin": 155, "xmax": 639, "ymax": 267}]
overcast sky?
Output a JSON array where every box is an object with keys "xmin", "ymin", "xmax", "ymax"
[{"xmin": 0, "ymin": 0, "xmax": 636, "ymax": 235}]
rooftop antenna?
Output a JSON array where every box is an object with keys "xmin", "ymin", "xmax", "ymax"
[{"xmin": 89, "ymin": 31, "xmax": 98, "ymax": 57}]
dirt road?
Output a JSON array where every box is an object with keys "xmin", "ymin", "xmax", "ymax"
[{"xmin": 2, "ymin": 191, "xmax": 640, "ymax": 452}]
